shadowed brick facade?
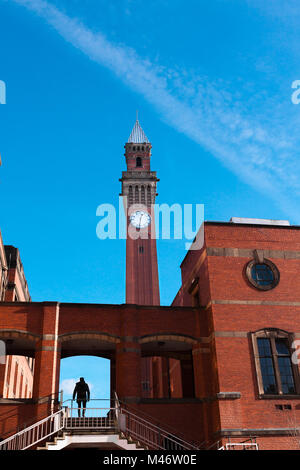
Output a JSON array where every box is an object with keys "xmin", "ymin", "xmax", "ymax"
[
  {"xmin": 172, "ymin": 221, "xmax": 300, "ymax": 449},
  {"xmin": 0, "ymin": 232, "xmax": 34, "ymax": 402},
  {"xmin": 0, "ymin": 221, "xmax": 300, "ymax": 448},
  {"xmin": 1, "ymin": 123, "xmax": 300, "ymax": 449}
]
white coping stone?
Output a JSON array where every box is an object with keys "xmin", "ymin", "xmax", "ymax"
[
  {"xmin": 46, "ymin": 433, "xmax": 143, "ymax": 450},
  {"xmin": 229, "ymin": 217, "xmax": 290, "ymax": 226}
]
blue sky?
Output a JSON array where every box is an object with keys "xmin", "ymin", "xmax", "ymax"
[{"xmin": 1, "ymin": 0, "xmax": 300, "ymax": 398}]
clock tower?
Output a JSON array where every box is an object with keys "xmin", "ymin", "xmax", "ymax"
[{"xmin": 120, "ymin": 119, "xmax": 160, "ymax": 306}]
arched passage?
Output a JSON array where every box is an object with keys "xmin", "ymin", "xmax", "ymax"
[
  {"xmin": 58, "ymin": 333, "xmax": 118, "ymax": 403},
  {"xmin": 60, "ymin": 356, "xmax": 111, "ymax": 416},
  {"xmin": 59, "ymin": 332, "xmax": 119, "ymax": 359},
  {"xmin": 139, "ymin": 334, "xmax": 197, "ymax": 399},
  {"xmin": 0, "ymin": 330, "xmax": 38, "ymax": 399}
]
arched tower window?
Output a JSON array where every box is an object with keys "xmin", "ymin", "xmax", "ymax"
[
  {"xmin": 135, "ymin": 186, "xmax": 139, "ymax": 203},
  {"xmin": 136, "ymin": 157, "xmax": 142, "ymax": 167},
  {"xmin": 128, "ymin": 186, "xmax": 133, "ymax": 206},
  {"xmin": 141, "ymin": 186, "xmax": 145, "ymax": 204},
  {"xmin": 147, "ymin": 185, "xmax": 151, "ymax": 206}
]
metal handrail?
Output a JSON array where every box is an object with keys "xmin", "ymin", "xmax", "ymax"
[
  {"xmin": 114, "ymin": 392, "xmax": 200, "ymax": 450},
  {"xmin": 214, "ymin": 437, "xmax": 259, "ymax": 451},
  {"xmin": 117, "ymin": 397, "xmax": 204, "ymax": 448},
  {"xmin": 117, "ymin": 407, "xmax": 199, "ymax": 450},
  {"xmin": 63, "ymin": 398, "xmax": 115, "ymax": 403},
  {"xmin": 0, "ymin": 390, "xmax": 64, "ymax": 441},
  {"xmin": 0, "ymin": 393, "xmax": 202, "ymax": 451},
  {"xmin": 0, "ymin": 409, "xmax": 65, "ymax": 450},
  {"xmin": 113, "ymin": 392, "xmax": 200, "ymax": 450},
  {"xmin": 65, "ymin": 407, "xmax": 117, "ymax": 430},
  {"xmin": 224, "ymin": 443, "xmax": 259, "ymax": 450}
]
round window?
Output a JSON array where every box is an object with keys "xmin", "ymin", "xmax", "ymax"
[{"xmin": 246, "ymin": 259, "xmax": 279, "ymax": 291}]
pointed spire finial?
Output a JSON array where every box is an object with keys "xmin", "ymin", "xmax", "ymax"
[{"xmin": 128, "ymin": 116, "xmax": 149, "ymax": 143}]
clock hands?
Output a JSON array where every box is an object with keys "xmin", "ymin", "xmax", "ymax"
[
  {"xmin": 130, "ymin": 211, "xmax": 151, "ymax": 228},
  {"xmin": 138, "ymin": 213, "xmax": 143, "ymax": 228}
]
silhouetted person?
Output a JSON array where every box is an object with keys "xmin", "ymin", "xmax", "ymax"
[{"xmin": 73, "ymin": 377, "xmax": 90, "ymax": 417}]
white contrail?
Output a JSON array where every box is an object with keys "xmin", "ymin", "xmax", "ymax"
[{"xmin": 10, "ymin": 0, "xmax": 300, "ymax": 221}]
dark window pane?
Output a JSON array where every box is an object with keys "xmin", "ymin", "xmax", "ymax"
[
  {"xmin": 264, "ymin": 381, "xmax": 277, "ymax": 394},
  {"xmin": 276, "ymin": 338, "xmax": 290, "ymax": 356},
  {"xmin": 258, "ymin": 338, "xmax": 277, "ymax": 394},
  {"xmin": 257, "ymin": 338, "xmax": 272, "ymax": 356},
  {"xmin": 278, "ymin": 355, "xmax": 296, "ymax": 394},
  {"xmin": 251, "ymin": 264, "xmax": 274, "ymax": 286}
]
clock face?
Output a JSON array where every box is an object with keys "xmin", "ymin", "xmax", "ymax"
[{"xmin": 130, "ymin": 210, "xmax": 151, "ymax": 229}]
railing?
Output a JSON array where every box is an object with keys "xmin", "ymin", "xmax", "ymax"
[
  {"xmin": 217, "ymin": 437, "xmax": 258, "ymax": 451},
  {"xmin": 0, "ymin": 394, "xmax": 202, "ymax": 451},
  {"xmin": 219, "ymin": 443, "xmax": 259, "ymax": 450},
  {"xmin": 117, "ymin": 399, "xmax": 204, "ymax": 449},
  {"xmin": 114, "ymin": 392, "xmax": 201, "ymax": 450},
  {"xmin": 117, "ymin": 407, "xmax": 199, "ymax": 450},
  {"xmin": 64, "ymin": 399, "xmax": 117, "ymax": 430},
  {"xmin": 0, "ymin": 409, "xmax": 64, "ymax": 450}
]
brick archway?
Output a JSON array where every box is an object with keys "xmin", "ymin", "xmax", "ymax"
[
  {"xmin": 0, "ymin": 301, "xmax": 202, "ymax": 440},
  {"xmin": 59, "ymin": 332, "xmax": 120, "ymax": 359},
  {"xmin": 0, "ymin": 329, "xmax": 40, "ymax": 357},
  {"xmin": 139, "ymin": 333, "xmax": 198, "ymax": 355}
]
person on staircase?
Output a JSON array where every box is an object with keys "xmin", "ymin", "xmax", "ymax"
[{"xmin": 73, "ymin": 377, "xmax": 90, "ymax": 418}]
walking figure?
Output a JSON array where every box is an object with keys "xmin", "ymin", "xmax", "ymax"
[{"xmin": 73, "ymin": 377, "xmax": 90, "ymax": 417}]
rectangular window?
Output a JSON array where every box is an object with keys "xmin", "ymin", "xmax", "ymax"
[
  {"xmin": 254, "ymin": 331, "xmax": 299, "ymax": 396},
  {"xmin": 142, "ymin": 381, "xmax": 150, "ymax": 391},
  {"xmin": 257, "ymin": 338, "xmax": 277, "ymax": 394},
  {"xmin": 275, "ymin": 339, "xmax": 296, "ymax": 394}
]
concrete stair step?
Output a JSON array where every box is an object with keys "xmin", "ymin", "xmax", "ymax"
[{"xmin": 37, "ymin": 433, "xmax": 146, "ymax": 451}]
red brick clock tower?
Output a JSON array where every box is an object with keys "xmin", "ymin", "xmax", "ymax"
[{"xmin": 120, "ymin": 119, "xmax": 160, "ymax": 306}]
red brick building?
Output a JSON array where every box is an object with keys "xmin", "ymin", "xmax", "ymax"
[
  {"xmin": 0, "ymin": 121, "xmax": 299, "ymax": 450},
  {"xmin": 172, "ymin": 219, "xmax": 300, "ymax": 449},
  {"xmin": 0, "ymin": 232, "xmax": 34, "ymax": 401}
]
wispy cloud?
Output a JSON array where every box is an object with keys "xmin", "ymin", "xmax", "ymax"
[
  {"xmin": 60, "ymin": 378, "xmax": 93, "ymax": 395},
  {"xmin": 60, "ymin": 378, "xmax": 76, "ymax": 395},
  {"xmin": 10, "ymin": 0, "xmax": 300, "ymax": 221}
]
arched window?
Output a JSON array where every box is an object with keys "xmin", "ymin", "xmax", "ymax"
[
  {"xmin": 128, "ymin": 186, "xmax": 133, "ymax": 206},
  {"xmin": 136, "ymin": 157, "xmax": 142, "ymax": 167},
  {"xmin": 147, "ymin": 185, "xmax": 151, "ymax": 206},
  {"xmin": 251, "ymin": 329, "xmax": 299, "ymax": 396},
  {"xmin": 141, "ymin": 186, "xmax": 145, "ymax": 204}
]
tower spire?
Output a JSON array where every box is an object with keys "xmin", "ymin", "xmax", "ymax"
[{"xmin": 128, "ymin": 118, "xmax": 149, "ymax": 144}]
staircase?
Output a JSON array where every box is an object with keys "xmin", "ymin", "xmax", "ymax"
[
  {"xmin": 36, "ymin": 431, "xmax": 147, "ymax": 450},
  {"xmin": 0, "ymin": 396, "xmax": 199, "ymax": 451},
  {"xmin": 0, "ymin": 401, "xmax": 259, "ymax": 451}
]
